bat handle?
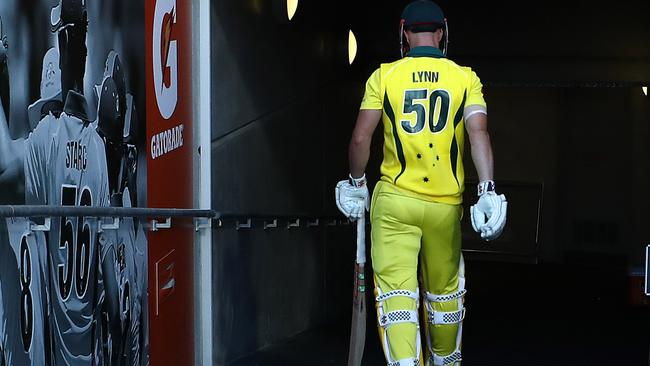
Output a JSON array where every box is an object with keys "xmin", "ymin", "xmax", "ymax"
[{"xmin": 356, "ymin": 215, "xmax": 366, "ymax": 265}]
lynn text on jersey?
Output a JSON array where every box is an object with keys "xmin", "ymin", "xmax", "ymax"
[{"xmin": 412, "ymin": 71, "xmax": 440, "ymax": 83}]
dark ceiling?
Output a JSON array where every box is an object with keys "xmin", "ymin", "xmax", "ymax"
[{"xmin": 277, "ymin": 0, "xmax": 650, "ymax": 84}]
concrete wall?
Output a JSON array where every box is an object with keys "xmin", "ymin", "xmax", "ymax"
[
  {"xmin": 463, "ymin": 87, "xmax": 650, "ymax": 263},
  {"xmin": 210, "ymin": 1, "xmax": 361, "ymax": 363}
]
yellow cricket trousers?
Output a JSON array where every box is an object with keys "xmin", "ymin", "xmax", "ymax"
[{"xmin": 371, "ymin": 180, "xmax": 465, "ymax": 366}]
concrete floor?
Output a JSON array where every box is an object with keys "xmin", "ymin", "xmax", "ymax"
[{"xmin": 229, "ymin": 260, "xmax": 650, "ymax": 366}]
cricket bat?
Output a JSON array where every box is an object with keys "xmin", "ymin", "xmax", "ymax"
[{"xmin": 347, "ymin": 215, "xmax": 366, "ymax": 366}]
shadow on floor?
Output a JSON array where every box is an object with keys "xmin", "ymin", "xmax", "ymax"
[{"xmin": 229, "ymin": 260, "xmax": 650, "ymax": 365}]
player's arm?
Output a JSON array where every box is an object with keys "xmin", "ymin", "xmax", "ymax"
[
  {"xmin": 465, "ymin": 113, "xmax": 493, "ymax": 182},
  {"xmin": 0, "ymin": 91, "xmax": 11, "ymax": 172},
  {"xmin": 336, "ymin": 110, "xmax": 381, "ymax": 220},
  {"xmin": 335, "ymin": 69, "xmax": 382, "ymax": 220},
  {"xmin": 0, "ymin": 86, "xmax": 26, "ymax": 183},
  {"xmin": 0, "ymin": 98, "xmax": 23, "ymax": 180},
  {"xmin": 467, "ymin": 112, "xmax": 507, "ymax": 241},
  {"xmin": 0, "ymin": 31, "xmax": 29, "ymax": 184},
  {"xmin": 465, "ymin": 69, "xmax": 507, "ymax": 241},
  {"xmin": 0, "ymin": 31, "xmax": 16, "ymax": 179},
  {"xmin": 349, "ymin": 109, "xmax": 382, "ymax": 178}
]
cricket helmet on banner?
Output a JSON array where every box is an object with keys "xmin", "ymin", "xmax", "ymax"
[
  {"xmin": 96, "ymin": 76, "xmax": 123, "ymax": 143},
  {"xmin": 103, "ymin": 51, "xmax": 127, "ymax": 127},
  {"xmin": 95, "ymin": 51, "xmax": 128, "ymax": 142}
]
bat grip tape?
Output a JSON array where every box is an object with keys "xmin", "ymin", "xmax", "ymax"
[{"xmin": 356, "ymin": 216, "xmax": 366, "ymax": 264}]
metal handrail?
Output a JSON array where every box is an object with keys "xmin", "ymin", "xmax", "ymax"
[
  {"xmin": 0, "ymin": 205, "xmax": 217, "ymax": 218},
  {"xmin": 0, "ymin": 205, "xmax": 359, "ymax": 230},
  {"xmin": 217, "ymin": 212, "xmax": 340, "ymax": 220}
]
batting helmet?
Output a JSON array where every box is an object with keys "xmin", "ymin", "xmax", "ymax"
[
  {"xmin": 399, "ymin": 1, "xmax": 449, "ymax": 57},
  {"xmin": 96, "ymin": 76, "xmax": 124, "ymax": 143},
  {"xmin": 103, "ymin": 51, "xmax": 127, "ymax": 128}
]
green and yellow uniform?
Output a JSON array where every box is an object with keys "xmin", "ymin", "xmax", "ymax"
[
  {"xmin": 361, "ymin": 46, "xmax": 486, "ymax": 204},
  {"xmin": 362, "ymin": 46, "xmax": 487, "ymax": 366}
]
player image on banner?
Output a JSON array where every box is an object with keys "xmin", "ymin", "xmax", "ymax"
[
  {"xmin": 0, "ymin": 218, "xmax": 49, "ymax": 365},
  {"xmin": 0, "ymin": 0, "xmax": 147, "ymax": 365}
]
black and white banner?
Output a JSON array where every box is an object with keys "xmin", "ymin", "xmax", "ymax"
[{"xmin": 0, "ymin": 0, "xmax": 148, "ymax": 365}]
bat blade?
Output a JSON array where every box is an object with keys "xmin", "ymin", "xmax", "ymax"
[
  {"xmin": 348, "ymin": 217, "xmax": 366, "ymax": 366},
  {"xmin": 347, "ymin": 263, "xmax": 366, "ymax": 366}
]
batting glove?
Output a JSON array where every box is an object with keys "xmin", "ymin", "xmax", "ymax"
[
  {"xmin": 470, "ymin": 180, "xmax": 507, "ymax": 241},
  {"xmin": 335, "ymin": 174, "xmax": 369, "ymax": 221}
]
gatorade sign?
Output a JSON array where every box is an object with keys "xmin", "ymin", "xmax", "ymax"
[{"xmin": 146, "ymin": 0, "xmax": 194, "ymax": 364}]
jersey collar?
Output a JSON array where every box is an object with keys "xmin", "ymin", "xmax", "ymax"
[{"xmin": 407, "ymin": 46, "xmax": 445, "ymax": 58}]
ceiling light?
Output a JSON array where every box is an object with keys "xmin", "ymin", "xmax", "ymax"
[
  {"xmin": 287, "ymin": 0, "xmax": 298, "ymax": 21},
  {"xmin": 643, "ymin": 86, "xmax": 647, "ymax": 96},
  {"xmin": 348, "ymin": 30, "xmax": 357, "ymax": 65}
]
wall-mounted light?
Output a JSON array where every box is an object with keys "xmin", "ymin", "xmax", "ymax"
[
  {"xmin": 348, "ymin": 30, "xmax": 358, "ymax": 65},
  {"xmin": 643, "ymin": 86, "xmax": 648, "ymax": 96},
  {"xmin": 287, "ymin": 0, "xmax": 298, "ymax": 20}
]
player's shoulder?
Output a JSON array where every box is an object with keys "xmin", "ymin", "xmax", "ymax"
[
  {"xmin": 442, "ymin": 58, "xmax": 477, "ymax": 78},
  {"xmin": 29, "ymin": 113, "xmax": 58, "ymax": 140},
  {"xmin": 85, "ymin": 125, "xmax": 105, "ymax": 147},
  {"xmin": 25, "ymin": 114, "xmax": 60, "ymax": 158},
  {"xmin": 379, "ymin": 58, "xmax": 412, "ymax": 74},
  {"xmin": 372, "ymin": 58, "xmax": 415, "ymax": 86},
  {"xmin": 77, "ymin": 117, "xmax": 106, "ymax": 150}
]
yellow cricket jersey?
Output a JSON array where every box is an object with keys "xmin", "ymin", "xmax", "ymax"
[{"xmin": 360, "ymin": 46, "xmax": 487, "ymax": 205}]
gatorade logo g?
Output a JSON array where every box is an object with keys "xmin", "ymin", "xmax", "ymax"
[{"xmin": 153, "ymin": 0, "xmax": 178, "ymax": 120}]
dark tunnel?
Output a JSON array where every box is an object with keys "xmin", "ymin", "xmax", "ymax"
[{"xmin": 210, "ymin": 0, "xmax": 650, "ymax": 365}]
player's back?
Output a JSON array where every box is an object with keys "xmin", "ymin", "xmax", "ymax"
[
  {"xmin": 0, "ymin": 218, "xmax": 50, "ymax": 365},
  {"xmin": 366, "ymin": 47, "xmax": 486, "ymax": 204},
  {"xmin": 25, "ymin": 112, "xmax": 110, "ymax": 365}
]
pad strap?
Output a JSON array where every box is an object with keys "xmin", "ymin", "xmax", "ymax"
[
  {"xmin": 378, "ymin": 310, "xmax": 419, "ymax": 328},
  {"xmin": 376, "ymin": 289, "xmax": 419, "ymax": 303},
  {"xmin": 428, "ymin": 308, "xmax": 466, "ymax": 325},
  {"xmin": 426, "ymin": 289, "xmax": 466, "ymax": 303},
  {"xmin": 388, "ymin": 358, "xmax": 421, "ymax": 366},
  {"xmin": 430, "ymin": 349, "xmax": 462, "ymax": 366}
]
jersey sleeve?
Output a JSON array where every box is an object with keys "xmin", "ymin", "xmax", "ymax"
[
  {"xmin": 360, "ymin": 68, "xmax": 382, "ymax": 110},
  {"xmin": 466, "ymin": 70, "xmax": 486, "ymax": 107},
  {"xmin": 464, "ymin": 70, "xmax": 487, "ymax": 120},
  {"xmin": 24, "ymin": 116, "xmax": 53, "ymax": 205}
]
